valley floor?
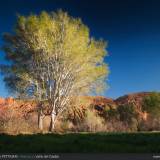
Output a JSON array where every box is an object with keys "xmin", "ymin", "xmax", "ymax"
[{"xmin": 0, "ymin": 132, "xmax": 160, "ymax": 153}]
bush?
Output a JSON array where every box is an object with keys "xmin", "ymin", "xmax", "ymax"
[
  {"xmin": 0, "ymin": 108, "xmax": 37, "ymax": 134},
  {"xmin": 117, "ymin": 104, "xmax": 138, "ymax": 123},
  {"xmin": 105, "ymin": 119, "xmax": 129, "ymax": 132},
  {"xmin": 73, "ymin": 109, "xmax": 128, "ymax": 132},
  {"xmin": 104, "ymin": 108, "xmax": 120, "ymax": 120},
  {"xmin": 103, "ymin": 103, "xmax": 139, "ymax": 132},
  {"xmin": 139, "ymin": 92, "xmax": 160, "ymax": 131},
  {"xmin": 138, "ymin": 117, "xmax": 160, "ymax": 131},
  {"xmin": 75, "ymin": 109, "xmax": 106, "ymax": 132},
  {"xmin": 54, "ymin": 119, "xmax": 74, "ymax": 133},
  {"xmin": 117, "ymin": 104, "xmax": 139, "ymax": 131},
  {"xmin": 142, "ymin": 92, "xmax": 160, "ymax": 118}
]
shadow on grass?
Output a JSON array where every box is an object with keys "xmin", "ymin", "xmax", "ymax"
[{"xmin": 0, "ymin": 132, "xmax": 160, "ymax": 153}]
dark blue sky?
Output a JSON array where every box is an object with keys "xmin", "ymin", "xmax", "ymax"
[{"xmin": 0, "ymin": 0, "xmax": 160, "ymax": 98}]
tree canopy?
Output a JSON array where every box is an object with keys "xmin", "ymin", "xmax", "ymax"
[{"xmin": 1, "ymin": 10, "xmax": 109, "ymax": 131}]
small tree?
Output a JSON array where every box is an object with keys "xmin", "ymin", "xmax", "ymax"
[
  {"xmin": 117, "ymin": 104, "xmax": 137, "ymax": 122},
  {"xmin": 142, "ymin": 92, "xmax": 160, "ymax": 118},
  {"xmin": 1, "ymin": 10, "xmax": 109, "ymax": 131},
  {"xmin": 117, "ymin": 104, "xmax": 138, "ymax": 131}
]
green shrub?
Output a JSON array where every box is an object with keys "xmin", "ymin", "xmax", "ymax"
[
  {"xmin": 117, "ymin": 104, "xmax": 138, "ymax": 123},
  {"xmin": 117, "ymin": 104, "xmax": 139, "ymax": 131},
  {"xmin": 142, "ymin": 92, "xmax": 160, "ymax": 117},
  {"xmin": 105, "ymin": 108, "xmax": 120, "ymax": 120}
]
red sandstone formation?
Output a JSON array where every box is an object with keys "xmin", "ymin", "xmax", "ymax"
[{"xmin": 0, "ymin": 92, "xmax": 154, "ymax": 120}]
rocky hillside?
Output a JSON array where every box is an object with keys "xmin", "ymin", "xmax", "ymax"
[
  {"xmin": 0, "ymin": 92, "xmax": 152, "ymax": 119},
  {"xmin": 0, "ymin": 92, "xmax": 156, "ymax": 134}
]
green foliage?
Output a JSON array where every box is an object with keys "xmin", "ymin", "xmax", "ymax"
[
  {"xmin": 103, "ymin": 103, "xmax": 138, "ymax": 131},
  {"xmin": 105, "ymin": 108, "xmax": 119, "ymax": 120},
  {"xmin": 142, "ymin": 92, "xmax": 160, "ymax": 117},
  {"xmin": 117, "ymin": 104, "xmax": 138, "ymax": 124},
  {"xmin": 1, "ymin": 10, "xmax": 109, "ymax": 98},
  {"xmin": 1, "ymin": 10, "xmax": 109, "ymax": 131},
  {"xmin": 0, "ymin": 133, "xmax": 160, "ymax": 153}
]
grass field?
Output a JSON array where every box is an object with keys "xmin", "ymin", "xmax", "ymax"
[{"xmin": 0, "ymin": 132, "xmax": 160, "ymax": 153}]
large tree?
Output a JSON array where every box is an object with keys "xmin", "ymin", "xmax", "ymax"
[{"xmin": 1, "ymin": 10, "xmax": 109, "ymax": 131}]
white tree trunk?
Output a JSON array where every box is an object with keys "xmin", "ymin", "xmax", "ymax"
[
  {"xmin": 38, "ymin": 113, "xmax": 44, "ymax": 132},
  {"xmin": 49, "ymin": 111, "xmax": 56, "ymax": 132}
]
